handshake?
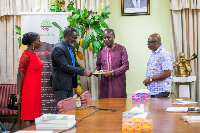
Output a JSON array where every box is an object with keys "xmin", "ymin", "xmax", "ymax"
[{"xmin": 84, "ymin": 70, "xmax": 93, "ymax": 77}]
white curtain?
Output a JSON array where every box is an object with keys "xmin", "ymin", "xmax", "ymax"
[
  {"xmin": 0, "ymin": 0, "xmax": 50, "ymax": 16},
  {"xmin": 170, "ymin": 0, "xmax": 200, "ymax": 102},
  {"xmin": 0, "ymin": 0, "xmax": 110, "ymax": 101},
  {"xmin": 0, "ymin": 15, "xmax": 20, "ymax": 84}
]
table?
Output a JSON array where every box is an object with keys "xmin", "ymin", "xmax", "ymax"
[{"xmin": 22, "ymin": 98, "xmax": 200, "ymax": 133}]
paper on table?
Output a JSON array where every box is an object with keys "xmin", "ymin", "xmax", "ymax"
[
  {"xmin": 182, "ymin": 116, "xmax": 200, "ymax": 123},
  {"xmin": 135, "ymin": 89, "xmax": 150, "ymax": 94},
  {"xmin": 166, "ymin": 107, "xmax": 188, "ymax": 112},
  {"xmin": 15, "ymin": 131, "xmax": 53, "ymax": 133},
  {"xmin": 172, "ymin": 101, "xmax": 198, "ymax": 105}
]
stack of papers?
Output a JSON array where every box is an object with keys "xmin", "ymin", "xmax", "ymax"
[
  {"xmin": 135, "ymin": 89, "xmax": 150, "ymax": 93},
  {"xmin": 172, "ymin": 101, "xmax": 198, "ymax": 105},
  {"xmin": 182, "ymin": 116, "xmax": 200, "ymax": 123},
  {"xmin": 166, "ymin": 107, "xmax": 188, "ymax": 112},
  {"xmin": 172, "ymin": 99, "xmax": 198, "ymax": 105},
  {"xmin": 15, "ymin": 131, "xmax": 53, "ymax": 133},
  {"xmin": 35, "ymin": 114, "xmax": 76, "ymax": 130}
]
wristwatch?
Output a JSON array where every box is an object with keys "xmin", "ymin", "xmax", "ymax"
[
  {"xmin": 112, "ymin": 71, "xmax": 115, "ymax": 76},
  {"xmin": 149, "ymin": 77, "xmax": 153, "ymax": 82}
]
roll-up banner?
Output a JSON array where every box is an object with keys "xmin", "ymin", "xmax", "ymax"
[{"xmin": 21, "ymin": 12, "xmax": 70, "ymax": 114}]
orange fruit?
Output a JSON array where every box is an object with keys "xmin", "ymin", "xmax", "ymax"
[
  {"xmin": 80, "ymin": 38, "xmax": 84, "ymax": 48},
  {"xmin": 79, "ymin": 63, "xmax": 84, "ymax": 68},
  {"xmin": 76, "ymin": 85, "xmax": 82, "ymax": 95},
  {"xmin": 89, "ymin": 42, "xmax": 93, "ymax": 51},
  {"xmin": 77, "ymin": 51, "xmax": 83, "ymax": 60}
]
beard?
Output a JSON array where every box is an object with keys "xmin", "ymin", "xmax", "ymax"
[
  {"xmin": 68, "ymin": 40, "xmax": 75, "ymax": 46},
  {"xmin": 106, "ymin": 42, "xmax": 113, "ymax": 48}
]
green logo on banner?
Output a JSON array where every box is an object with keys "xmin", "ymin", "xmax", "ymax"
[{"xmin": 41, "ymin": 19, "xmax": 52, "ymax": 31}]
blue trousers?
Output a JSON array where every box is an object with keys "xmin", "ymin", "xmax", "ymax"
[{"xmin": 54, "ymin": 89, "xmax": 73, "ymax": 114}]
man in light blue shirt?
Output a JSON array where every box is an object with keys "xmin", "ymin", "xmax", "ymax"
[{"xmin": 143, "ymin": 33, "xmax": 173, "ymax": 98}]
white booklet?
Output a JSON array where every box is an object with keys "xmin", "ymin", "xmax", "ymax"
[
  {"xmin": 166, "ymin": 107, "xmax": 188, "ymax": 112},
  {"xmin": 93, "ymin": 70, "xmax": 105, "ymax": 75},
  {"xmin": 15, "ymin": 131, "xmax": 53, "ymax": 133}
]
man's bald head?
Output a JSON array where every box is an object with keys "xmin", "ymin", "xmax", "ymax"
[
  {"xmin": 147, "ymin": 33, "xmax": 162, "ymax": 51},
  {"xmin": 149, "ymin": 33, "xmax": 161, "ymax": 43}
]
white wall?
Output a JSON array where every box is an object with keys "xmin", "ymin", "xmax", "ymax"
[{"xmin": 109, "ymin": 0, "xmax": 171, "ymax": 94}]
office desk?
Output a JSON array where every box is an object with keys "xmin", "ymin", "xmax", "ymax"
[{"xmin": 23, "ymin": 98, "xmax": 200, "ymax": 133}]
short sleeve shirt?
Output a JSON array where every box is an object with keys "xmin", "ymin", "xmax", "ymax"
[
  {"xmin": 18, "ymin": 53, "xmax": 30, "ymax": 71},
  {"xmin": 146, "ymin": 45, "xmax": 173, "ymax": 95}
]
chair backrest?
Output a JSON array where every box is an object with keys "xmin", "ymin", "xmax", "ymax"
[
  {"xmin": 57, "ymin": 97, "xmax": 77, "ymax": 114},
  {"xmin": 0, "ymin": 84, "xmax": 17, "ymax": 108},
  {"xmin": 80, "ymin": 91, "xmax": 92, "ymax": 105}
]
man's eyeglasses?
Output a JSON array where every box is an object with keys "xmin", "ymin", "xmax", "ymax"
[
  {"xmin": 147, "ymin": 41, "xmax": 157, "ymax": 45},
  {"xmin": 69, "ymin": 35, "xmax": 77, "ymax": 40}
]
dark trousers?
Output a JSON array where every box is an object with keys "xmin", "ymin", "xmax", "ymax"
[
  {"xmin": 151, "ymin": 92, "xmax": 170, "ymax": 98},
  {"xmin": 54, "ymin": 89, "xmax": 73, "ymax": 114}
]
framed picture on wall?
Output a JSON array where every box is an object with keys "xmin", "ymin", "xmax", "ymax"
[{"xmin": 121, "ymin": 0, "xmax": 150, "ymax": 16}]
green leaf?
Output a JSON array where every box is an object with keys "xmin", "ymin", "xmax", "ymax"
[
  {"xmin": 91, "ymin": 35, "xmax": 96, "ymax": 42},
  {"xmin": 101, "ymin": 15, "xmax": 109, "ymax": 19},
  {"xmin": 67, "ymin": 1, "xmax": 75, "ymax": 11},
  {"xmin": 72, "ymin": 7, "xmax": 77, "ymax": 13},
  {"xmin": 77, "ymin": 9, "xmax": 81, "ymax": 15},
  {"xmin": 18, "ymin": 37, "xmax": 21, "ymax": 49},
  {"xmin": 52, "ymin": 22, "xmax": 62, "ymax": 30},
  {"xmin": 81, "ymin": 19, "xmax": 90, "ymax": 29},
  {"xmin": 56, "ymin": 3, "xmax": 62, "ymax": 8},
  {"xmin": 80, "ymin": 25, "xmax": 84, "ymax": 38},
  {"xmin": 74, "ymin": 42, "xmax": 79, "ymax": 49},
  {"xmin": 81, "ymin": 9, "xmax": 87, "ymax": 19},
  {"xmin": 82, "ymin": 19, "xmax": 90, "ymax": 25},
  {"xmin": 99, "ymin": 16, "xmax": 109, "ymax": 28},
  {"xmin": 93, "ymin": 41, "xmax": 101, "ymax": 49},
  {"xmin": 101, "ymin": 21, "xmax": 109, "ymax": 28},
  {"xmin": 96, "ymin": 35, "xmax": 103, "ymax": 41},
  {"xmin": 77, "ymin": 74, "xmax": 80, "ymax": 80},
  {"xmin": 90, "ymin": 18, "xmax": 94, "ymax": 25},
  {"xmin": 73, "ymin": 23, "xmax": 81, "ymax": 36},
  {"xmin": 83, "ymin": 34, "xmax": 91, "ymax": 49},
  {"xmin": 70, "ymin": 21, "xmax": 76, "ymax": 27},
  {"xmin": 97, "ymin": 2, "xmax": 102, "ymax": 15},
  {"xmin": 84, "ymin": 8, "xmax": 88, "ymax": 17},
  {"xmin": 67, "ymin": 14, "xmax": 73, "ymax": 22},
  {"xmin": 75, "ymin": 23, "xmax": 81, "ymax": 32},
  {"xmin": 101, "ymin": 9, "xmax": 111, "ymax": 16},
  {"xmin": 72, "ymin": 14, "xmax": 80, "ymax": 21},
  {"xmin": 90, "ymin": 21, "xmax": 101, "ymax": 29},
  {"xmin": 59, "ymin": 30, "xmax": 64, "ymax": 41},
  {"xmin": 93, "ymin": 46, "xmax": 99, "ymax": 54},
  {"xmin": 102, "ymin": 4, "xmax": 110, "ymax": 10},
  {"xmin": 95, "ymin": 29, "xmax": 103, "ymax": 36},
  {"xmin": 80, "ymin": 10, "xmax": 84, "ymax": 16},
  {"xmin": 94, "ymin": 14, "xmax": 99, "ymax": 20},
  {"xmin": 15, "ymin": 25, "xmax": 21, "ymax": 35}
]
